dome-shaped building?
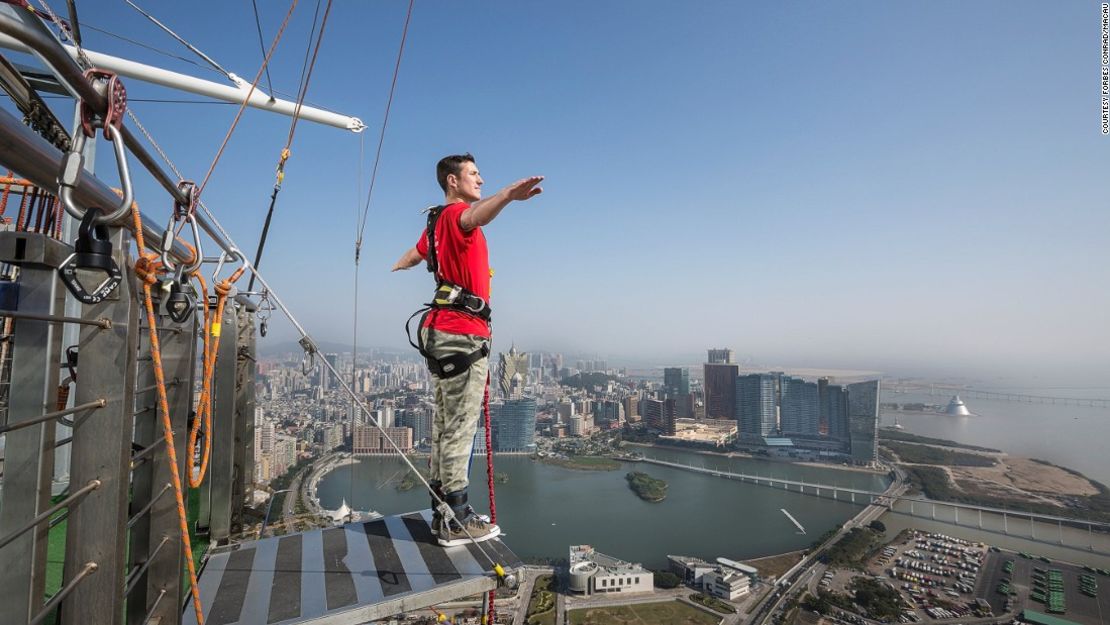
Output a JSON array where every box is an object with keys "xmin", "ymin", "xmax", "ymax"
[{"xmin": 945, "ymin": 395, "xmax": 971, "ymax": 416}]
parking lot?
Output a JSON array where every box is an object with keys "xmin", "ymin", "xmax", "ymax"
[
  {"xmin": 822, "ymin": 530, "xmax": 993, "ymax": 622},
  {"xmin": 817, "ymin": 529, "xmax": 1110, "ymax": 625},
  {"xmin": 976, "ymin": 550, "xmax": 1110, "ymax": 625}
]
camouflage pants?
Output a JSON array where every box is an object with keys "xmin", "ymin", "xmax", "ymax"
[{"xmin": 421, "ymin": 328, "xmax": 489, "ymax": 494}]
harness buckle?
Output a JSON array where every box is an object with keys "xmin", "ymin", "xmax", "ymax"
[
  {"xmin": 462, "ymin": 296, "xmax": 487, "ymax": 315},
  {"xmin": 434, "ymin": 284, "xmax": 462, "ymax": 305}
]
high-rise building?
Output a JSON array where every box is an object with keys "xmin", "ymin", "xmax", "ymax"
[
  {"xmin": 498, "ymin": 344, "xmax": 529, "ymax": 398},
  {"xmin": 737, "ymin": 373, "xmax": 776, "ymax": 440},
  {"xmin": 819, "ymin": 379, "xmax": 850, "ymax": 441},
  {"xmin": 780, "ymin": 376, "xmax": 820, "ymax": 437},
  {"xmin": 492, "ymin": 398, "xmax": 537, "ymax": 452},
  {"xmin": 707, "ymin": 348, "xmax": 735, "ymax": 364},
  {"xmin": 556, "ymin": 400, "xmax": 575, "ymax": 423},
  {"xmin": 641, "ymin": 397, "xmax": 675, "ymax": 435},
  {"xmin": 847, "ymin": 380, "xmax": 880, "ymax": 465},
  {"xmin": 622, "ymin": 396, "xmax": 639, "ymax": 421},
  {"xmin": 593, "ymin": 400, "xmax": 624, "ymax": 430},
  {"xmin": 663, "ymin": 367, "xmax": 690, "ymax": 397},
  {"xmin": 473, "ymin": 423, "xmax": 488, "ymax": 454},
  {"xmin": 323, "ymin": 352, "xmax": 339, "ymax": 390},
  {"xmin": 399, "ymin": 406, "xmax": 431, "ymax": 444},
  {"xmin": 663, "ymin": 367, "xmax": 692, "ymax": 418},
  {"xmin": 704, "ymin": 363, "xmax": 739, "ymax": 419},
  {"xmin": 353, "ymin": 426, "xmax": 413, "ymax": 454}
]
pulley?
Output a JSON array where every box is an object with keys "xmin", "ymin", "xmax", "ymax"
[
  {"xmin": 164, "ymin": 279, "xmax": 195, "ymax": 323},
  {"xmin": 257, "ymin": 290, "xmax": 273, "ymax": 337},
  {"xmin": 58, "ymin": 209, "xmax": 123, "ymax": 304}
]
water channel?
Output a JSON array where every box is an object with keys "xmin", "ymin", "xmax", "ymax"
[
  {"xmin": 317, "ymin": 449, "xmax": 887, "ymax": 570},
  {"xmin": 317, "ymin": 445, "xmax": 1110, "ymax": 571}
]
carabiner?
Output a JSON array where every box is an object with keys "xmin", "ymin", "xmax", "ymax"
[
  {"xmin": 299, "ymin": 336, "xmax": 317, "ymax": 376},
  {"xmin": 211, "ymin": 247, "xmax": 245, "ymax": 286},
  {"xmin": 58, "ymin": 124, "xmax": 134, "ymax": 224},
  {"xmin": 160, "ymin": 213, "xmax": 204, "ymax": 276}
]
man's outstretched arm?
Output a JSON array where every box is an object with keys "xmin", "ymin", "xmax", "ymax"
[
  {"xmin": 391, "ymin": 246, "xmax": 424, "ymax": 271},
  {"xmin": 459, "ymin": 176, "xmax": 543, "ymax": 231}
]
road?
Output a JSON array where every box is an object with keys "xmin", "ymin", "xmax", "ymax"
[
  {"xmin": 748, "ymin": 463, "xmax": 910, "ymax": 625},
  {"xmin": 281, "ymin": 471, "xmax": 304, "ymax": 530},
  {"xmin": 511, "ymin": 566, "xmax": 554, "ymax": 625}
]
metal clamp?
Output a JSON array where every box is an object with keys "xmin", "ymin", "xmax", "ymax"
[{"xmin": 58, "ymin": 124, "xmax": 134, "ymax": 224}]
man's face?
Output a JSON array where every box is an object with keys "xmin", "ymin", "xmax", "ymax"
[{"xmin": 450, "ymin": 163, "xmax": 483, "ymax": 202}]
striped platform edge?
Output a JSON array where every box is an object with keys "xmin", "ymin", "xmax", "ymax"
[{"xmin": 184, "ymin": 509, "xmax": 522, "ymax": 625}]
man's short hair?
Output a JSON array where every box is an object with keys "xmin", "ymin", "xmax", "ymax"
[{"xmin": 437, "ymin": 153, "xmax": 475, "ymax": 192}]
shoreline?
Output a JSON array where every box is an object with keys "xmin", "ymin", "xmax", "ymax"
[{"xmin": 622, "ymin": 441, "xmax": 886, "ymax": 475}]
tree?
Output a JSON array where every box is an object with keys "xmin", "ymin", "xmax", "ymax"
[
  {"xmin": 654, "ymin": 571, "xmax": 681, "ymax": 588},
  {"xmin": 868, "ymin": 520, "xmax": 886, "ymax": 533}
]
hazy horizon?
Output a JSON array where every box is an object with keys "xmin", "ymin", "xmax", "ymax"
[{"xmin": 7, "ymin": 2, "xmax": 1106, "ymax": 389}]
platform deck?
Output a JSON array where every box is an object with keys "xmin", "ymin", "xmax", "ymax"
[{"xmin": 184, "ymin": 509, "xmax": 521, "ymax": 625}]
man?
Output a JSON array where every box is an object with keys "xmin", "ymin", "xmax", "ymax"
[{"xmin": 392, "ymin": 153, "xmax": 542, "ymax": 546}]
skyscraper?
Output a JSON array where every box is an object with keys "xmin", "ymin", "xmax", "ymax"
[
  {"xmin": 641, "ymin": 398, "xmax": 675, "ymax": 435},
  {"xmin": 707, "ymin": 348, "xmax": 735, "ymax": 364},
  {"xmin": 323, "ymin": 352, "xmax": 339, "ymax": 390},
  {"xmin": 498, "ymin": 344, "xmax": 529, "ymax": 398},
  {"xmin": 847, "ymin": 380, "xmax": 881, "ymax": 465},
  {"xmin": 704, "ymin": 363, "xmax": 739, "ymax": 419},
  {"xmin": 399, "ymin": 406, "xmax": 431, "ymax": 444},
  {"xmin": 492, "ymin": 398, "xmax": 537, "ymax": 452},
  {"xmin": 736, "ymin": 373, "xmax": 777, "ymax": 440},
  {"xmin": 820, "ymin": 379, "xmax": 850, "ymax": 442},
  {"xmin": 663, "ymin": 367, "xmax": 690, "ymax": 397},
  {"xmin": 779, "ymin": 376, "xmax": 820, "ymax": 437}
]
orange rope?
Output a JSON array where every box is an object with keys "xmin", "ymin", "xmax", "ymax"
[
  {"xmin": 130, "ymin": 205, "xmax": 207, "ymax": 625},
  {"xmin": 15, "ymin": 187, "xmax": 29, "ymax": 231},
  {"xmin": 0, "ymin": 172, "xmax": 15, "ymax": 217},
  {"xmin": 187, "ymin": 263, "xmax": 246, "ymax": 488}
]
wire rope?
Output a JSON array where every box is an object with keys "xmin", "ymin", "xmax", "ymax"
[
  {"xmin": 250, "ymin": 0, "xmax": 276, "ymax": 97},
  {"xmin": 122, "ymin": 0, "xmax": 235, "ymax": 81},
  {"xmin": 246, "ymin": 0, "xmax": 333, "ymax": 292},
  {"xmin": 80, "ymin": 22, "xmax": 219, "ymax": 73},
  {"xmin": 354, "ymin": 0, "xmax": 415, "ymax": 253},
  {"xmin": 194, "ymin": 0, "xmax": 300, "ymax": 202}
]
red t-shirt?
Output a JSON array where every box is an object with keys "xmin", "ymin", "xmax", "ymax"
[{"xmin": 415, "ymin": 202, "xmax": 491, "ymax": 338}]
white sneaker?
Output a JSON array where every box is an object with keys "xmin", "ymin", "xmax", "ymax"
[{"xmin": 436, "ymin": 511, "xmax": 501, "ymax": 547}]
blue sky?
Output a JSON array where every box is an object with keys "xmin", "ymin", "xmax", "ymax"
[{"xmin": 4, "ymin": 1, "xmax": 1108, "ymax": 380}]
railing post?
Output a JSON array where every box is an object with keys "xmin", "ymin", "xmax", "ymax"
[
  {"xmin": 0, "ymin": 231, "xmax": 68, "ymax": 623},
  {"xmin": 147, "ymin": 307, "xmax": 198, "ymax": 623},
  {"xmin": 232, "ymin": 296, "xmax": 257, "ymax": 535},
  {"xmin": 61, "ymin": 228, "xmax": 139, "ymax": 625},
  {"xmin": 126, "ymin": 301, "xmax": 197, "ymax": 624},
  {"xmin": 204, "ymin": 296, "xmax": 239, "ymax": 543},
  {"xmin": 126, "ymin": 315, "xmax": 157, "ymax": 625}
]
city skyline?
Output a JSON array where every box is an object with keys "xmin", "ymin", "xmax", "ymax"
[{"xmin": 31, "ymin": 2, "xmax": 1107, "ymax": 387}]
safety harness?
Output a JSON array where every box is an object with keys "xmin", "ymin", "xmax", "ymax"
[{"xmin": 406, "ymin": 205, "xmax": 491, "ymax": 378}]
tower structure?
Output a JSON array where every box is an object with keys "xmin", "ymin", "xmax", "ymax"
[{"xmin": 498, "ymin": 344, "xmax": 529, "ymax": 398}]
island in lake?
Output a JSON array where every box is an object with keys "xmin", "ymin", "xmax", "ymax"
[{"xmin": 626, "ymin": 471, "xmax": 668, "ymax": 502}]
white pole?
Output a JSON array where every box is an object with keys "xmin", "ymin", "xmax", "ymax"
[{"xmin": 0, "ymin": 34, "xmax": 365, "ymax": 132}]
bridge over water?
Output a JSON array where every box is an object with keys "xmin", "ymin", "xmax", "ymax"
[
  {"xmin": 885, "ymin": 384, "xmax": 1110, "ymax": 408},
  {"xmin": 637, "ymin": 457, "xmax": 1110, "ymax": 554}
]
